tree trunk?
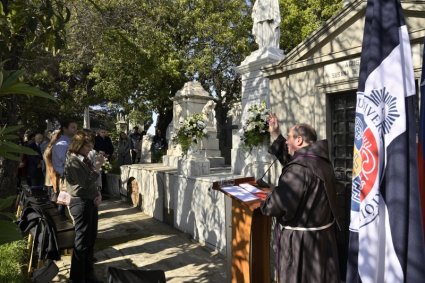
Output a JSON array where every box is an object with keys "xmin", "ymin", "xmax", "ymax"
[
  {"xmin": 215, "ymin": 100, "xmax": 232, "ymax": 165},
  {"xmin": 156, "ymin": 109, "xmax": 173, "ymax": 136}
]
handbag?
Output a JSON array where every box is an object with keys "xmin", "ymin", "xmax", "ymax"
[
  {"xmin": 56, "ymin": 191, "xmax": 71, "ymax": 206},
  {"xmin": 32, "ymin": 260, "xmax": 59, "ymax": 283}
]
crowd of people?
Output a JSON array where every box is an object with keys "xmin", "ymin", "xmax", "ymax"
[
  {"xmin": 16, "ymin": 113, "xmax": 342, "ymax": 282},
  {"xmin": 17, "ymin": 124, "xmax": 169, "ymax": 192},
  {"xmin": 16, "ymin": 122, "xmax": 168, "ymax": 283}
]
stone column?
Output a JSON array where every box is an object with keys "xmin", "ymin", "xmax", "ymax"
[
  {"xmin": 233, "ymin": 48, "xmax": 284, "ymax": 179},
  {"xmin": 83, "ymin": 107, "xmax": 90, "ymax": 129}
]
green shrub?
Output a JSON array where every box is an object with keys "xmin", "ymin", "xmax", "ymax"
[
  {"xmin": 0, "ymin": 196, "xmax": 23, "ymax": 246},
  {"xmin": 0, "ymin": 239, "xmax": 29, "ymax": 283}
]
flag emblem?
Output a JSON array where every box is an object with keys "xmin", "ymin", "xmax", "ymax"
[{"xmin": 346, "ymin": 1, "xmax": 425, "ymax": 282}]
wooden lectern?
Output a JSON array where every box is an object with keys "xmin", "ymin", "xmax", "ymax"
[{"xmin": 213, "ymin": 177, "xmax": 271, "ymax": 283}]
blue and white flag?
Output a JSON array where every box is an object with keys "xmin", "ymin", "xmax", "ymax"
[{"xmin": 347, "ymin": 0, "xmax": 425, "ymax": 282}]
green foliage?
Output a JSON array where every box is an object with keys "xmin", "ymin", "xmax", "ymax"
[
  {"xmin": 0, "ymin": 196, "xmax": 23, "ymax": 245},
  {"xmin": 0, "ymin": 125, "xmax": 37, "ymax": 161},
  {"xmin": 0, "ymin": 68, "xmax": 54, "ymax": 100},
  {"xmin": 0, "ymin": 195, "xmax": 15, "ymax": 212},
  {"xmin": 128, "ymin": 109, "xmax": 153, "ymax": 129},
  {"xmin": 108, "ymin": 159, "xmax": 121, "ymax": 175},
  {"xmin": 0, "ymin": 221, "xmax": 23, "ymax": 246},
  {"xmin": 0, "ymin": 239, "xmax": 28, "ymax": 283},
  {"xmin": 0, "ymin": 67, "xmax": 55, "ymax": 161},
  {"xmin": 279, "ymin": 0, "xmax": 343, "ymax": 53},
  {"xmin": 0, "ymin": 0, "xmax": 70, "ymax": 58},
  {"xmin": 0, "ymin": 0, "xmax": 70, "ymax": 132},
  {"xmin": 61, "ymin": 0, "xmax": 254, "ymax": 132}
]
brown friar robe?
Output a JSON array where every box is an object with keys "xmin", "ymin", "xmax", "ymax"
[{"xmin": 261, "ymin": 135, "xmax": 341, "ymax": 283}]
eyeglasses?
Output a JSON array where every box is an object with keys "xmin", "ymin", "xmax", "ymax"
[{"xmin": 286, "ymin": 134, "xmax": 299, "ymax": 140}]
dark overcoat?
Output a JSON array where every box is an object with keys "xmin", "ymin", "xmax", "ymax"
[{"xmin": 261, "ymin": 135, "xmax": 341, "ymax": 283}]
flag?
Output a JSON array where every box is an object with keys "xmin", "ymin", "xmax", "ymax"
[
  {"xmin": 419, "ymin": 37, "xmax": 425, "ymax": 238},
  {"xmin": 346, "ymin": 0, "xmax": 425, "ymax": 282}
]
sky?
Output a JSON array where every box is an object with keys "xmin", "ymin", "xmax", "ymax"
[{"xmin": 147, "ymin": 112, "xmax": 158, "ymax": 135}]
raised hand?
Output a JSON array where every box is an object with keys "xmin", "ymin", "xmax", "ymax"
[
  {"xmin": 95, "ymin": 153, "xmax": 105, "ymax": 171},
  {"xmin": 268, "ymin": 113, "xmax": 280, "ymax": 141}
]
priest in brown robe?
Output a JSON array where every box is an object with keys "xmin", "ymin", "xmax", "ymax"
[{"xmin": 260, "ymin": 114, "xmax": 341, "ymax": 283}]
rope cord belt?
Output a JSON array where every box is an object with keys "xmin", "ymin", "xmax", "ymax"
[{"xmin": 281, "ymin": 219, "xmax": 335, "ymax": 231}]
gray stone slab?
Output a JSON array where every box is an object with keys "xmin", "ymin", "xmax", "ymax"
[{"xmin": 52, "ymin": 199, "xmax": 226, "ymax": 283}]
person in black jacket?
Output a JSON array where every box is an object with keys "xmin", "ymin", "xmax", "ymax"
[
  {"xmin": 26, "ymin": 133, "xmax": 45, "ymax": 187},
  {"xmin": 94, "ymin": 128, "xmax": 114, "ymax": 159},
  {"xmin": 65, "ymin": 131, "xmax": 104, "ymax": 283}
]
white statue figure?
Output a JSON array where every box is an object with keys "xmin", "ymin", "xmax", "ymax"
[
  {"xmin": 228, "ymin": 102, "xmax": 242, "ymax": 120},
  {"xmin": 202, "ymin": 100, "xmax": 216, "ymax": 126},
  {"xmin": 175, "ymin": 103, "xmax": 183, "ymax": 124},
  {"xmin": 252, "ymin": 0, "xmax": 281, "ymax": 49},
  {"xmin": 141, "ymin": 135, "xmax": 152, "ymax": 154}
]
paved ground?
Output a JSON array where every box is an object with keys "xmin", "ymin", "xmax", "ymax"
[{"xmin": 52, "ymin": 199, "xmax": 227, "ymax": 283}]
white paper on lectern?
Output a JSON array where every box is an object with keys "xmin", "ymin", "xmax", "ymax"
[
  {"xmin": 221, "ymin": 186, "xmax": 259, "ymax": 202},
  {"xmin": 238, "ymin": 183, "xmax": 263, "ymax": 194}
]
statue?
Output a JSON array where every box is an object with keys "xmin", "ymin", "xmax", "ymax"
[
  {"xmin": 202, "ymin": 100, "xmax": 216, "ymax": 127},
  {"xmin": 175, "ymin": 103, "xmax": 183, "ymax": 124},
  {"xmin": 228, "ymin": 102, "xmax": 242, "ymax": 121},
  {"xmin": 252, "ymin": 0, "xmax": 281, "ymax": 49}
]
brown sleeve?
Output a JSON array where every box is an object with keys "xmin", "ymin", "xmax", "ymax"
[
  {"xmin": 268, "ymin": 134, "xmax": 291, "ymax": 166},
  {"xmin": 260, "ymin": 165, "xmax": 308, "ymax": 222}
]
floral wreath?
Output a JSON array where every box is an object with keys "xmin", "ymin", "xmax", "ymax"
[
  {"xmin": 101, "ymin": 158, "xmax": 112, "ymax": 173},
  {"xmin": 172, "ymin": 113, "xmax": 208, "ymax": 155},
  {"xmin": 239, "ymin": 101, "xmax": 270, "ymax": 151}
]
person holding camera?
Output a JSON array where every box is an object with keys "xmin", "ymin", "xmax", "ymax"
[{"xmin": 64, "ymin": 131, "xmax": 104, "ymax": 283}]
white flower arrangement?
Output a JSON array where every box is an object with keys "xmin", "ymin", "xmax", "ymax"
[
  {"xmin": 172, "ymin": 113, "xmax": 208, "ymax": 154},
  {"xmin": 239, "ymin": 101, "xmax": 270, "ymax": 151},
  {"xmin": 101, "ymin": 158, "xmax": 112, "ymax": 173}
]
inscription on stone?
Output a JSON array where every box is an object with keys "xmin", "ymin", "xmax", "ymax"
[{"xmin": 324, "ymin": 58, "xmax": 360, "ymax": 83}]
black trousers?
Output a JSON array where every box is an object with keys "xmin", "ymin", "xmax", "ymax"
[
  {"xmin": 69, "ymin": 197, "xmax": 98, "ymax": 282},
  {"xmin": 130, "ymin": 149, "xmax": 138, "ymax": 163}
]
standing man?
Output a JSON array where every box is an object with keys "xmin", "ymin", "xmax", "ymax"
[
  {"xmin": 94, "ymin": 128, "xmax": 114, "ymax": 194},
  {"xmin": 94, "ymin": 128, "xmax": 114, "ymax": 159},
  {"xmin": 26, "ymin": 133, "xmax": 44, "ymax": 187},
  {"xmin": 129, "ymin": 126, "xmax": 142, "ymax": 164},
  {"xmin": 260, "ymin": 114, "xmax": 341, "ymax": 283}
]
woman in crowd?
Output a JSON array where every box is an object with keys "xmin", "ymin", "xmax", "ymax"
[
  {"xmin": 64, "ymin": 131, "xmax": 104, "ymax": 283},
  {"xmin": 43, "ymin": 129, "xmax": 62, "ymax": 201}
]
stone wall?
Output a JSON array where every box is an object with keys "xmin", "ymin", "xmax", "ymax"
[{"xmin": 120, "ymin": 163, "xmax": 234, "ymax": 255}]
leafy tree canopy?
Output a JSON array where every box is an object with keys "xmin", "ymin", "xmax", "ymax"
[{"xmin": 279, "ymin": 0, "xmax": 343, "ymax": 53}]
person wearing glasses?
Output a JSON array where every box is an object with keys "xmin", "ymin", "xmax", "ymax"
[{"xmin": 260, "ymin": 114, "xmax": 341, "ymax": 283}]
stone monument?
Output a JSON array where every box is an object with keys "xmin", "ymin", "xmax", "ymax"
[
  {"xmin": 115, "ymin": 112, "xmax": 128, "ymax": 133},
  {"xmin": 140, "ymin": 135, "xmax": 152, "ymax": 163},
  {"xmin": 233, "ymin": 0, "xmax": 284, "ymax": 179},
  {"xmin": 162, "ymin": 81, "xmax": 225, "ymax": 175}
]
